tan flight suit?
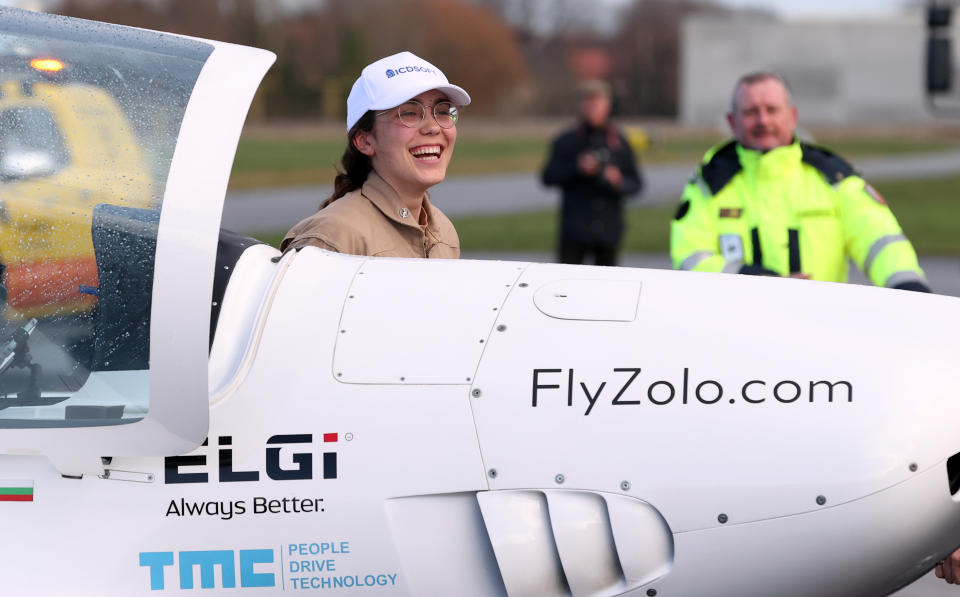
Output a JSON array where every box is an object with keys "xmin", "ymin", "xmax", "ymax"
[{"xmin": 280, "ymin": 171, "xmax": 459, "ymax": 258}]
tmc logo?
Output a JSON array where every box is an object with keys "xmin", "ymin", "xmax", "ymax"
[
  {"xmin": 140, "ymin": 549, "xmax": 275, "ymax": 590},
  {"xmin": 385, "ymin": 68, "xmax": 396, "ymax": 78}
]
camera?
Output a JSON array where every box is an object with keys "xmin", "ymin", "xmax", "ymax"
[{"xmin": 589, "ymin": 147, "xmax": 612, "ymax": 169}]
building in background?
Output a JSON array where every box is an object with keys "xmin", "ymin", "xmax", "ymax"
[{"xmin": 680, "ymin": 10, "xmax": 960, "ymax": 126}]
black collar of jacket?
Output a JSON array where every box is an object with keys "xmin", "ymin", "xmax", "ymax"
[{"xmin": 699, "ymin": 139, "xmax": 858, "ymax": 195}]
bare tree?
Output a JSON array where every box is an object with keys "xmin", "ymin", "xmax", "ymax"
[
  {"xmin": 53, "ymin": 0, "xmax": 528, "ymax": 119},
  {"xmin": 610, "ymin": 0, "xmax": 729, "ymax": 116}
]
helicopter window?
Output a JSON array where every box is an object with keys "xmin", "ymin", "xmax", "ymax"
[
  {"xmin": 0, "ymin": 24, "xmax": 211, "ymax": 428},
  {"xmin": 0, "ymin": 106, "xmax": 70, "ymax": 181}
]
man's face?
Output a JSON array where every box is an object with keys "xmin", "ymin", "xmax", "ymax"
[
  {"xmin": 580, "ymin": 92, "xmax": 611, "ymax": 127},
  {"xmin": 727, "ymin": 78, "xmax": 798, "ymax": 151}
]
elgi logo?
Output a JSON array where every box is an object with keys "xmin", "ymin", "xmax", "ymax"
[
  {"xmin": 140, "ymin": 549, "xmax": 275, "ymax": 590},
  {"xmin": 164, "ymin": 433, "xmax": 339, "ymax": 484}
]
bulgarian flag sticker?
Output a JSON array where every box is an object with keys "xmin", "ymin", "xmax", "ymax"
[{"xmin": 0, "ymin": 480, "xmax": 34, "ymax": 502}]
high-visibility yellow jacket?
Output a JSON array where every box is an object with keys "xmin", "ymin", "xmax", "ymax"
[{"xmin": 670, "ymin": 140, "xmax": 928, "ymax": 289}]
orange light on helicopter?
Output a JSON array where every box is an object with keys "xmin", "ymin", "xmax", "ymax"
[{"xmin": 29, "ymin": 58, "xmax": 65, "ymax": 72}]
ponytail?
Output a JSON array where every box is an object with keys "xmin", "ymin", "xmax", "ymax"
[{"xmin": 321, "ymin": 111, "xmax": 376, "ymax": 209}]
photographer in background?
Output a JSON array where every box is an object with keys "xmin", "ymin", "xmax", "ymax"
[{"xmin": 541, "ymin": 80, "xmax": 643, "ymax": 266}]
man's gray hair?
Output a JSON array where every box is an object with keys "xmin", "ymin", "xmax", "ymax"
[{"xmin": 730, "ymin": 72, "xmax": 793, "ymax": 112}]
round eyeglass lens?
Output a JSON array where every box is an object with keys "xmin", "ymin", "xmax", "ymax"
[
  {"xmin": 394, "ymin": 101, "xmax": 459, "ymax": 128},
  {"xmin": 434, "ymin": 102, "xmax": 458, "ymax": 128},
  {"xmin": 396, "ymin": 102, "xmax": 424, "ymax": 127}
]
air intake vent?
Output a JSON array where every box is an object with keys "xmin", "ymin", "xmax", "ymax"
[
  {"xmin": 948, "ymin": 452, "xmax": 960, "ymax": 496},
  {"xmin": 387, "ymin": 490, "xmax": 674, "ymax": 597}
]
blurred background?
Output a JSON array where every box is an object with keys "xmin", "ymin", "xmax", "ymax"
[{"xmin": 3, "ymin": 0, "xmax": 960, "ymax": 297}]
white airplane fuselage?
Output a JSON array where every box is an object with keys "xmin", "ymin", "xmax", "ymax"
[{"xmin": 5, "ymin": 245, "xmax": 960, "ymax": 596}]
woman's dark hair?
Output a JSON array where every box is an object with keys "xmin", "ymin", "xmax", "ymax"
[{"xmin": 321, "ymin": 111, "xmax": 376, "ymax": 209}]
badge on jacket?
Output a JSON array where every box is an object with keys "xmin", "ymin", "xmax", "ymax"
[
  {"xmin": 864, "ymin": 183, "xmax": 887, "ymax": 205},
  {"xmin": 720, "ymin": 234, "xmax": 745, "ymax": 262},
  {"xmin": 719, "ymin": 208, "xmax": 742, "ymax": 218}
]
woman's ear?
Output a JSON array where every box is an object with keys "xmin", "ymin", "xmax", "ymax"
[{"xmin": 352, "ymin": 130, "xmax": 376, "ymax": 157}]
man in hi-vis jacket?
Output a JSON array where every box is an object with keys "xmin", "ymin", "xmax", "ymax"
[{"xmin": 670, "ymin": 72, "xmax": 928, "ymax": 292}]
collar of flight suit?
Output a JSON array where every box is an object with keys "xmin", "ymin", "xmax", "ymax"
[{"xmin": 360, "ymin": 170, "xmax": 443, "ymax": 240}]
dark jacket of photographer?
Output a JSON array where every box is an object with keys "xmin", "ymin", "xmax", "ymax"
[{"xmin": 541, "ymin": 123, "xmax": 643, "ymax": 246}]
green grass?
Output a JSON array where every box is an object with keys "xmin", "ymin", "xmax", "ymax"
[
  {"xmin": 253, "ymin": 173, "xmax": 960, "ymax": 255},
  {"xmin": 450, "ymin": 204, "xmax": 676, "ymax": 254},
  {"xmin": 816, "ymin": 138, "xmax": 957, "ymax": 157},
  {"xmin": 229, "ymin": 136, "xmax": 553, "ymax": 188},
  {"xmin": 229, "ymin": 138, "xmax": 342, "ymax": 189},
  {"xmin": 256, "ymin": 229, "xmax": 288, "ymax": 250},
  {"xmin": 230, "ymin": 132, "xmax": 960, "ymax": 190},
  {"xmin": 232, "ymin": 138, "xmax": 344, "ymax": 174},
  {"xmin": 879, "ymin": 174, "xmax": 960, "ymax": 254}
]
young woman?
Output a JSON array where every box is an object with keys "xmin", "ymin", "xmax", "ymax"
[{"xmin": 281, "ymin": 51, "xmax": 470, "ymax": 258}]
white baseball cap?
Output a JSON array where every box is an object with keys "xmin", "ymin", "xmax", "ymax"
[{"xmin": 346, "ymin": 51, "xmax": 471, "ymax": 130}]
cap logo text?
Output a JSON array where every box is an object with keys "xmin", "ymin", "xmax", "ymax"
[{"xmin": 385, "ymin": 65, "xmax": 436, "ymax": 79}]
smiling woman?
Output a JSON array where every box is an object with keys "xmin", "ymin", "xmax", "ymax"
[{"xmin": 280, "ymin": 51, "xmax": 471, "ymax": 258}]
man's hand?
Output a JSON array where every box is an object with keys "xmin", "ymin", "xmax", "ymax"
[
  {"xmin": 577, "ymin": 152, "xmax": 601, "ymax": 176},
  {"xmin": 936, "ymin": 548, "xmax": 960, "ymax": 584},
  {"xmin": 603, "ymin": 164, "xmax": 623, "ymax": 189}
]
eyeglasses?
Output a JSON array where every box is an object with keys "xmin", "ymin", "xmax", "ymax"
[{"xmin": 376, "ymin": 100, "xmax": 459, "ymax": 129}]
